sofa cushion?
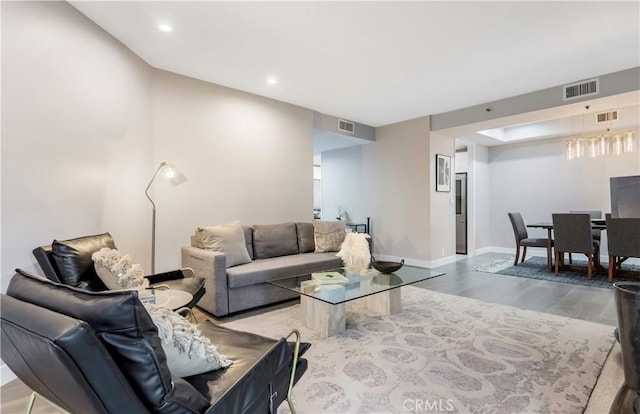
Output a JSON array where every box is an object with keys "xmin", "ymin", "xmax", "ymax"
[
  {"xmin": 252, "ymin": 223, "xmax": 298, "ymax": 259},
  {"xmin": 197, "ymin": 221, "xmax": 252, "ymax": 268},
  {"xmin": 296, "ymin": 222, "xmax": 315, "ymax": 253},
  {"xmin": 4, "ymin": 270, "xmax": 211, "ymax": 412},
  {"xmin": 226, "ymin": 253, "xmax": 343, "ymax": 289},
  {"xmin": 313, "ymin": 220, "xmax": 347, "ymax": 253},
  {"xmin": 52, "ymin": 232, "xmax": 115, "ymax": 288},
  {"xmin": 243, "ymin": 226, "xmax": 254, "ymax": 259}
]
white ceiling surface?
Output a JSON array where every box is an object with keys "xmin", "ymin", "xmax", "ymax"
[{"xmin": 70, "ymin": 1, "xmax": 640, "ymax": 147}]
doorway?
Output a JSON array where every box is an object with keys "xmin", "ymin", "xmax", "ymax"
[{"xmin": 456, "ymin": 172, "xmax": 468, "ymax": 254}]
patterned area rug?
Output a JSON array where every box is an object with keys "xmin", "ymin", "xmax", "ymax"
[
  {"xmin": 223, "ymin": 286, "xmax": 614, "ymax": 414},
  {"xmin": 476, "ymin": 256, "xmax": 640, "ymax": 289}
]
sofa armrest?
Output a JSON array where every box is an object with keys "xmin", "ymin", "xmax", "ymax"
[{"xmin": 181, "ymin": 247, "xmax": 228, "ymax": 317}]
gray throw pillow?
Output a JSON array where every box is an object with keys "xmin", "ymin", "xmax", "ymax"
[
  {"xmin": 252, "ymin": 223, "xmax": 298, "ymax": 259},
  {"xmin": 313, "ymin": 220, "xmax": 346, "ymax": 253},
  {"xmin": 296, "ymin": 222, "xmax": 315, "ymax": 253},
  {"xmin": 197, "ymin": 221, "xmax": 251, "ymax": 268}
]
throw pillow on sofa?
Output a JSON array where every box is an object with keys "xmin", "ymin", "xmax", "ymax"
[
  {"xmin": 252, "ymin": 222, "xmax": 298, "ymax": 259},
  {"xmin": 197, "ymin": 221, "xmax": 252, "ymax": 267},
  {"xmin": 313, "ymin": 220, "xmax": 347, "ymax": 253},
  {"xmin": 296, "ymin": 222, "xmax": 315, "ymax": 253},
  {"xmin": 144, "ymin": 304, "xmax": 233, "ymax": 377}
]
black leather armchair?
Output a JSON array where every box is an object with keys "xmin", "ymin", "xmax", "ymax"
[
  {"xmin": 2, "ymin": 269, "xmax": 309, "ymax": 414},
  {"xmin": 32, "ymin": 232, "xmax": 205, "ymax": 308}
]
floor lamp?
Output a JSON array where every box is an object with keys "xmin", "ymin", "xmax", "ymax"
[{"xmin": 145, "ymin": 162, "xmax": 186, "ymax": 274}]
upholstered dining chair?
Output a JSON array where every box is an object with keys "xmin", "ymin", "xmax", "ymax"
[
  {"xmin": 568, "ymin": 210, "xmax": 602, "ymax": 264},
  {"xmin": 606, "ymin": 217, "xmax": 640, "ymax": 282},
  {"xmin": 552, "ymin": 213, "xmax": 600, "ymax": 279},
  {"xmin": 508, "ymin": 212, "xmax": 552, "ymax": 266}
]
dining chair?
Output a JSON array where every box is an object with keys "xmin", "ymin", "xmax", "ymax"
[
  {"xmin": 508, "ymin": 212, "xmax": 551, "ymax": 266},
  {"xmin": 552, "ymin": 213, "xmax": 600, "ymax": 279},
  {"xmin": 606, "ymin": 217, "xmax": 640, "ymax": 282},
  {"xmin": 568, "ymin": 210, "xmax": 602, "ymax": 264}
]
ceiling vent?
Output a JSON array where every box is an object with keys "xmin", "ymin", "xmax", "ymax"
[
  {"xmin": 563, "ymin": 78, "xmax": 599, "ymax": 101},
  {"xmin": 596, "ymin": 110, "xmax": 618, "ymax": 123},
  {"xmin": 338, "ymin": 119, "xmax": 355, "ymax": 134}
]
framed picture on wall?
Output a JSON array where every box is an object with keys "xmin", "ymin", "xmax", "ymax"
[{"xmin": 436, "ymin": 154, "xmax": 451, "ymax": 192}]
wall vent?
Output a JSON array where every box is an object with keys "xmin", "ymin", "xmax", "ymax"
[
  {"xmin": 596, "ymin": 110, "xmax": 618, "ymax": 123},
  {"xmin": 563, "ymin": 78, "xmax": 599, "ymax": 101},
  {"xmin": 338, "ymin": 119, "xmax": 355, "ymax": 134}
]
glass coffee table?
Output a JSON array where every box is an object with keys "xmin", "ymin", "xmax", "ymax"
[{"xmin": 268, "ymin": 265, "xmax": 445, "ymax": 337}]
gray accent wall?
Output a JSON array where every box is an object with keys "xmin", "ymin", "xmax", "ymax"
[
  {"xmin": 314, "ymin": 111, "xmax": 375, "ymax": 141},
  {"xmin": 431, "ymin": 67, "xmax": 640, "ymax": 131}
]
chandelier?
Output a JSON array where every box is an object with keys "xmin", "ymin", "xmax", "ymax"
[{"xmin": 565, "ymin": 108, "xmax": 637, "ymax": 160}]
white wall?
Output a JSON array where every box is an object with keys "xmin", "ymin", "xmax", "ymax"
[
  {"xmin": 321, "ymin": 145, "xmax": 366, "ymax": 223},
  {"xmin": 362, "ymin": 116, "xmax": 432, "ymax": 263},
  {"xmin": 473, "ymin": 144, "xmax": 492, "ymax": 251},
  {"xmin": 1, "ymin": 0, "xmax": 153, "ymax": 284},
  {"xmin": 1, "ymin": 1, "xmax": 153, "ymax": 384},
  {"xmin": 150, "ymin": 70, "xmax": 315, "ymax": 271},
  {"xmin": 455, "ymin": 150, "xmax": 468, "ymax": 173},
  {"xmin": 429, "ymin": 131, "xmax": 456, "ymax": 263},
  {"xmin": 489, "ymin": 132, "xmax": 640, "ymax": 254}
]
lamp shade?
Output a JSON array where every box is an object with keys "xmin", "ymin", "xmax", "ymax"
[{"xmin": 160, "ymin": 163, "xmax": 186, "ymax": 186}]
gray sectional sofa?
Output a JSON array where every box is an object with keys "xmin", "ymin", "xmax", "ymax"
[{"xmin": 182, "ymin": 222, "xmax": 343, "ymax": 317}]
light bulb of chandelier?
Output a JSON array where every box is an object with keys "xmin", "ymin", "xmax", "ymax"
[
  {"xmin": 598, "ymin": 134, "xmax": 609, "ymax": 156},
  {"xmin": 611, "ymin": 134, "xmax": 623, "ymax": 155},
  {"xmin": 575, "ymin": 138, "xmax": 586, "ymax": 158},
  {"xmin": 565, "ymin": 139, "xmax": 575, "ymax": 160},
  {"xmin": 587, "ymin": 137, "xmax": 599, "ymax": 158},
  {"xmin": 622, "ymin": 130, "xmax": 636, "ymax": 153}
]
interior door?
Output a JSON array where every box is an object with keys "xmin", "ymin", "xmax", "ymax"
[{"xmin": 456, "ymin": 173, "xmax": 467, "ymax": 254}]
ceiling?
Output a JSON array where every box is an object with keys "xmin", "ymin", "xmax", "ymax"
[{"xmin": 70, "ymin": 1, "xmax": 640, "ymax": 146}]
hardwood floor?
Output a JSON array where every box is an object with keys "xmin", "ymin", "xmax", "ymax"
[{"xmin": 0, "ymin": 253, "xmax": 618, "ymax": 413}]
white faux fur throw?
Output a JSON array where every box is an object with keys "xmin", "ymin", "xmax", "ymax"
[{"xmin": 336, "ymin": 232, "xmax": 371, "ymax": 271}]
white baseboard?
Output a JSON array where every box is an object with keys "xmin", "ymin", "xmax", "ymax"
[
  {"xmin": 471, "ymin": 246, "xmax": 495, "ymax": 256},
  {"xmin": 1, "ymin": 363, "xmax": 16, "ymax": 386}
]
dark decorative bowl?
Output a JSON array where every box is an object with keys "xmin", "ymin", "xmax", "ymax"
[{"xmin": 371, "ymin": 257, "xmax": 404, "ymax": 274}]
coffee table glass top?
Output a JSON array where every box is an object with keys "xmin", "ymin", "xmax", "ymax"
[{"xmin": 268, "ymin": 265, "xmax": 445, "ymax": 305}]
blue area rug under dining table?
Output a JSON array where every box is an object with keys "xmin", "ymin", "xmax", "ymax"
[{"xmin": 474, "ymin": 256, "xmax": 640, "ymax": 288}]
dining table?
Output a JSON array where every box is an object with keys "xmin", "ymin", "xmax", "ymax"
[{"xmin": 526, "ymin": 220, "xmax": 607, "ymax": 271}]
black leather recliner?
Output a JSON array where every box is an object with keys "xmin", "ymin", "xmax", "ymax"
[
  {"xmin": 32, "ymin": 232, "xmax": 206, "ymax": 309},
  {"xmin": 1, "ymin": 269, "xmax": 309, "ymax": 414}
]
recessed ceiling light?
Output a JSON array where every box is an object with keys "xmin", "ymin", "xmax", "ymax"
[
  {"xmin": 158, "ymin": 24, "xmax": 172, "ymax": 32},
  {"xmin": 267, "ymin": 78, "xmax": 277, "ymax": 85}
]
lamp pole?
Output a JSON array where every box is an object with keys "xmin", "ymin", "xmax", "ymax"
[{"xmin": 145, "ymin": 162, "xmax": 167, "ymax": 274}]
